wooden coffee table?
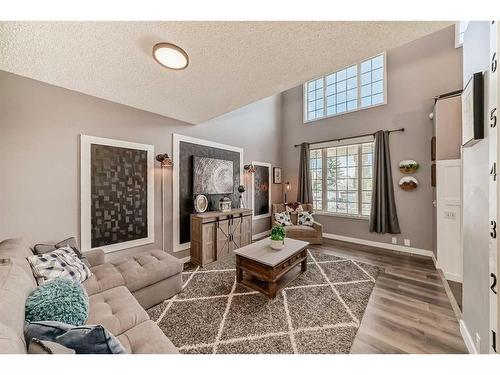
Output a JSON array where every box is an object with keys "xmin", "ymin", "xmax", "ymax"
[{"xmin": 234, "ymin": 238, "xmax": 309, "ymax": 298}]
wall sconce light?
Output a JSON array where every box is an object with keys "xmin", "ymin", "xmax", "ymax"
[
  {"xmin": 244, "ymin": 164, "xmax": 256, "ymax": 173},
  {"xmin": 156, "ymin": 153, "xmax": 173, "ymax": 168}
]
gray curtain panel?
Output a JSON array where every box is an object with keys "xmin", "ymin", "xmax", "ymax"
[
  {"xmin": 298, "ymin": 142, "xmax": 313, "ymax": 204},
  {"xmin": 369, "ymin": 130, "xmax": 401, "ymax": 234}
]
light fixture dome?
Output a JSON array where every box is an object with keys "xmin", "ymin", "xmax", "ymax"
[{"xmin": 152, "ymin": 43, "xmax": 189, "ymax": 70}]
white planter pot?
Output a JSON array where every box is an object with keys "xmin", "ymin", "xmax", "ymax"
[{"xmin": 270, "ymin": 239, "xmax": 284, "ymax": 250}]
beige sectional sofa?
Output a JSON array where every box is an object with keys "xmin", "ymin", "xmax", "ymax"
[
  {"xmin": 0, "ymin": 238, "xmax": 183, "ymax": 354},
  {"xmin": 272, "ymin": 203, "xmax": 323, "ymax": 245}
]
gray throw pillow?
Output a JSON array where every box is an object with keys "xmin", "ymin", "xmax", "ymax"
[{"xmin": 24, "ymin": 321, "xmax": 126, "ymax": 354}]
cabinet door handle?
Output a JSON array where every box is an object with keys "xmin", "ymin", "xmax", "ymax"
[
  {"xmin": 491, "ymin": 273, "xmax": 498, "ymax": 294},
  {"xmin": 493, "ymin": 52, "xmax": 498, "ymax": 73},
  {"xmin": 491, "ymin": 220, "xmax": 497, "ymax": 239},
  {"xmin": 491, "ymin": 108, "xmax": 497, "ymax": 128}
]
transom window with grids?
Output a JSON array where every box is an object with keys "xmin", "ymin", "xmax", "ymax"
[
  {"xmin": 310, "ymin": 139, "xmax": 374, "ymax": 217},
  {"xmin": 304, "ymin": 53, "xmax": 386, "ymax": 123}
]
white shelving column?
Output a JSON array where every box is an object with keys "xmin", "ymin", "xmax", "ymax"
[{"xmin": 489, "ymin": 20, "xmax": 500, "ymax": 354}]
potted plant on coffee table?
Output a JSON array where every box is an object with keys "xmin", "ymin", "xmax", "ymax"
[{"xmin": 270, "ymin": 225, "xmax": 286, "ymax": 250}]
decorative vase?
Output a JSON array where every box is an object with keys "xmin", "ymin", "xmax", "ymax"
[{"xmin": 270, "ymin": 239, "xmax": 284, "ymax": 250}]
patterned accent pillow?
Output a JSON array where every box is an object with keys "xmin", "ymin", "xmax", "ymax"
[
  {"xmin": 285, "ymin": 202, "xmax": 304, "ymax": 214},
  {"xmin": 298, "ymin": 211, "xmax": 315, "ymax": 227},
  {"xmin": 34, "ymin": 237, "xmax": 90, "ymax": 268},
  {"xmin": 274, "ymin": 211, "xmax": 292, "ymax": 226},
  {"xmin": 27, "ymin": 246, "xmax": 92, "ymax": 284}
]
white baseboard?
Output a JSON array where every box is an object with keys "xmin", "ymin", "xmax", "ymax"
[
  {"xmin": 435, "ymin": 260, "xmax": 463, "ymax": 282},
  {"xmin": 179, "ymin": 256, "xmax": 191, "ymax": 264},
  {"xmin": 460, "ymin": 319, "xmax": 477, "ymax": 354},
  {"xmin": 323, "ymin": 232, "xmax": 434, "ymax": 259},
  {"xmin": 252, "ymin": 230, "xmax": 271, "ymax": 241}
]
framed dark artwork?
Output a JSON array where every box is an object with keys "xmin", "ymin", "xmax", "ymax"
[
  {"xmin": 461, "ymin": 72, "xmax": 484, "ymax": 147},
  {"xmin": 273, "ymin": 167, "xmax": 282, "ymax": 184},
  {"xmin": 80, "ymin": 135, "xmax": 154, "ymax": 253},
  {"xmin": 193, "ymin": 156, "xmax": 234, "ymax": 194},
  {"xmin": 252, "ymin": 161, "xmax": 272, "ymax": 219},
  {"xmin": 431, "ymin": 136, "xmax": 436, "ymax": 161},
  {"xmin": 172, "ymin": 134, "xmax": 243, "ymax": 252},
  {"xmin": 431, "ymin": 163, "xmax": 436, "ymax": 187}
]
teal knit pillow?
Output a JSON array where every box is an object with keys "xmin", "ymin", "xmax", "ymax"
[{"xmin": 25, "ymin": 277, "xmax": 89, "ymax": 326}]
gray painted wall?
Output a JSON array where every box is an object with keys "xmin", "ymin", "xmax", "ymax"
[
  {"xmin": 461, "ymin": 21, "xmax": 490, "ymax": 354},
  {"xmin": 281, "ymin": 26, "xmax": 462, "ymax": 251},
  {"xmin": 0, "ymin": 71, "xmax": 282, "ymax": 261}
]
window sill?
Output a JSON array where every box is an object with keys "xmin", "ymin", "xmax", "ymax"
[{"xmin": 313, "ymin": 211, "xmax": 369, "ymax": 221}]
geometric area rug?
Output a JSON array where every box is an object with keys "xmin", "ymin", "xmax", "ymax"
[{"xmin": 147, "ymin": 247, "xmax": 380, "ymax": 354}]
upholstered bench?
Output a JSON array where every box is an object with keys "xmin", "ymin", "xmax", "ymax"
[{"xmin": 84, "ymin": 249, "xmax": 183, "ymax": 309}]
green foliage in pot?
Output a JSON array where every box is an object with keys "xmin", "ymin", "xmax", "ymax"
[{"xmin": 270, "ymin": 225, "xmax": 286, "ymax": 241}]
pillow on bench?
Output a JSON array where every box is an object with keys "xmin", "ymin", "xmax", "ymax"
[
  {"xmin": 298, "ymin": 211, "xmax": 315, "ymax": 227},
  {"xmin": 274, "ymin": 211, "xmax": 292, "ymax": 226}
]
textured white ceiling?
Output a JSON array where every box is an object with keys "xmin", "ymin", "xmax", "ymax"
[{"xmin": 0, "ymin": 21, "xmax": 452, "ymax": 124}]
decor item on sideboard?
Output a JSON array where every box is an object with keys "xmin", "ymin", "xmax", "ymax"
[
  {"xmin": 270, "ymin": 225, "xmax": 286, "ymax": 250},
  {"xmin": 193, "ymin": 156, "xmax": 234, "ymax": 195},
  {"xmin": 237, "ymin": 185, "xmax": 246, "ymax": 208},
  {"xmin": 80, "ymin": 135, "xmax": 154, "ymax": 253},
  {"xmin": 194, "ymin": 194, "xmax": 208, "ymax": 213},
  {"xmin": 219, "ymin": 196, "xmax": 232, "ymax": 212},
  {"xmin": 284, "ymin": 181, "xmax": 291, "ymax": 203},
  {"xmin": 462, "ymin": 72, "xmax": 484, "ymax": 147},
  {"xmin": 273, "ymin": 167, "xmax": 282, "ymax": 184},
  {"xmin": 399, "ymin": 176, "xmax": 419, "ymax": 191},
  {"xmin": 155, "ymin": 153, "xmax": 173, "ymax": 167},
  {"xmin": 244, "ymin": 163, "xmax": 256, "ymax": 173},
  {"xmin": 398, "ymin": 159, "xmax": 419, "ymax": 174}
]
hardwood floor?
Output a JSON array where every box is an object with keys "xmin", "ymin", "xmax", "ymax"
[{"xmin": 311, "ymin": 239, "xmax": 467, "ymax": 354}]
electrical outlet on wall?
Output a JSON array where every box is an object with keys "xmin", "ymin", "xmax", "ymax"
[
  {"xmin": 404, "ymin": 239, "xmax": 411, "ymax": 247},
  {"xmin": 476, "ymin": 333, "xmax": 481, "ymax": 351},
  {"xmin": 391, "ymin": 237, "xmax": 397, "ymax": 244},
  {"xmin": 445, "ymin": 211, "xmax": 456, "ymax": 219}
]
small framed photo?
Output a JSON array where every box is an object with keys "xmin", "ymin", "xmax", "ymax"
[{"xmin": 273, "ymin": 167, "xmax": 282, "ymax": 184}]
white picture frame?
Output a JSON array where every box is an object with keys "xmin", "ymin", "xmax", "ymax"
[
  {"xmin": 80, "ymin": 135, "xmax": 155, "ymax": 253},
  {"xmin": 251, "ymin": 161, "xmax": 272, "ymax": 220},
  {"xmin": 172, "ymin": 134, "xmax": 244, "ymax": 253}
]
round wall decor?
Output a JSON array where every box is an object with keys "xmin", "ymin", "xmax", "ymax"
[
  {"xmin": 399, "ymin": 159, "xmax": 419, "ymax": 174},
  {"xmin": 399, "ymin": 176, "xmax": 419, "ymax": 191},
  {"xmin": 194, "ymin": 194, "xmax": 208, "ymax": 213}
]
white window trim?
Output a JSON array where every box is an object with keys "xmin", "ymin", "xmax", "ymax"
[
  {"xmin": 303, "ymin": 52, "xmax": 387, "ymax": 124},
  {"xmin": 310, "ymin": 135, "xmax": 374, "ymax": 219}
]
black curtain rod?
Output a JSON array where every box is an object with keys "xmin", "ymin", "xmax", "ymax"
[{"xmin": 293, "ymin": 127, "xmax": 405, "ymax": 148}]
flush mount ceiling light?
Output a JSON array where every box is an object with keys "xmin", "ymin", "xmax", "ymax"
[{"xmin": 152, "ymin": 43, "xmax": 189, "ymax": 70}]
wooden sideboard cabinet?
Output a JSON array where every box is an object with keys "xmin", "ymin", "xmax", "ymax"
[{"xmin": 190, "ymin": 208, "xmax": 253, "ymax": 267}]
